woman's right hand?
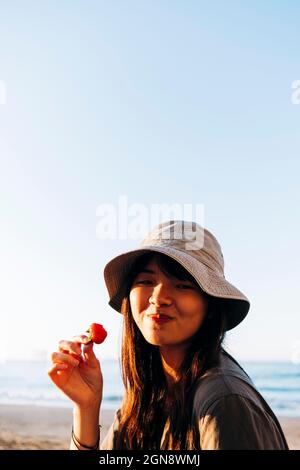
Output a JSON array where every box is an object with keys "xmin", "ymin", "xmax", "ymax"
[{"xmin": 47, "ymin": 335, "xmax": 103, "ymax": 410}]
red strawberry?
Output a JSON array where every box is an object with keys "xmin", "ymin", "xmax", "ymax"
[{"xmin": 85, "ymin": 323, "xmax": 107, "ymax": 344}]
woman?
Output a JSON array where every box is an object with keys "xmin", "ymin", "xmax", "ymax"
[{"xmin": 48, "ymin": 220, "xmax": 289, "ymax": 450}]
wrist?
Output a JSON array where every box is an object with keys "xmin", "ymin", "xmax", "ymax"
[
  {"xmin": 72, "ymin": 424, "xmax": 101, "ymax": 450},
  {"xmin": 74, "ymin": 399, "xmax": 101, "ymax": 414},
  {"xmin": 73, "ymin": 403, "xmax": 101, "ymax": 449}
]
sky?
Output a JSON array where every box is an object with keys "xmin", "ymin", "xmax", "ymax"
[{"xmin": 0, "ymin": 0, "xmax": 299, "ymax": 363}]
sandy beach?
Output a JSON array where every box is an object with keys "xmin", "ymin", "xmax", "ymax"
[
  {"xmin": 0, "ymin": 404, "xmax": 114, "ymax": 450},
  {"xmin": 0, "ymin": 404, "xmax": 298, "ymax": 450}
]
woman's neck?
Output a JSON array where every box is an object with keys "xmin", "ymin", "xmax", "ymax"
[{"xmin": 159, "ymin": 346, "xmax": 186, "ymax": 389}]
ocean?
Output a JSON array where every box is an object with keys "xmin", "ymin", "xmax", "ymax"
[{"xmin": 0, "ymin": 359, "xmax": 299, "ymax": 417}]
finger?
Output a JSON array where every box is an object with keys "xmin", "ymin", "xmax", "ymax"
[
  {"xmin": 71, "ymin": 335, "xmax": 91, "ymax": 344},
  {"xmin": 82, "ymin": 341, "xmax": 99, "ymax": 367},
  {"xmin": 51, "ymin": 351, "xmax": 80, "ymax": 367},
  {"xmin": 58, "ymin": 340, "xmax": 82, "ymax": 356},
  {"xmin": 61, "ymin": 349, "xmax": 83, "ymax": 363},
  {"xmin": 69, "ymin": 335, "xmax": 99, "ymax": 367},
  {"xmin": 47, "ymin": 362, "xmax": 69, "ymax": 378}
]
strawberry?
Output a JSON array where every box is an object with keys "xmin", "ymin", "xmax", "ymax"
[{"xmin": 85, "ymin": 323, "xmax": 107, "ymax": 344}]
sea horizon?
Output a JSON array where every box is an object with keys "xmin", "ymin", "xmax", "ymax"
[{"xmin": 0, "ymin": 358, "xmax": 299, "ymax": 416}]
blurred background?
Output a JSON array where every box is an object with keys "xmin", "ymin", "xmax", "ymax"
[{"xmin": 0, "ymin": 0, "xmax": 299, "ymax": 449}]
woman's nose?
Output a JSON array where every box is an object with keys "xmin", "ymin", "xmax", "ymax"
[{"xmin": 149, "ymin": 283, "xmax": 173, "ymax": 306}]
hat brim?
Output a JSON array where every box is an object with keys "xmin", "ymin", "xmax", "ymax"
[{"xmin": 103, "ymin": 245, "xmax": 250, "ymax": 331}]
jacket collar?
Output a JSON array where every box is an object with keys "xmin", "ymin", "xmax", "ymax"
[{"xmin": 199, "ymin": 348, "xmax": 255, "ymax": 388}]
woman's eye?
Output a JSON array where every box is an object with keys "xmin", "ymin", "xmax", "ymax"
[
  {"xmin": 136, "ymin": 280, "xmax": 152, "ymax": 285},
  {"xmin": 177, "ymin": 284, "xmax": 193, "ymax": 289}
]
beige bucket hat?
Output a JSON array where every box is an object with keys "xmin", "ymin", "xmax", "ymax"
[{"xmin": 103, "ymin": 220, "xmax": 250, "ymax": 331}]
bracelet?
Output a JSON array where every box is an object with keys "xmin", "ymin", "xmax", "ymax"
[{"xmin": 72, "ymin": 424, "xmax": 102, "ymax": 450}]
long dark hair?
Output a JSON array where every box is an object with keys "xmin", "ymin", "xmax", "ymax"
[{"xmin": 113, "ymin": 252, "xmax": 228, "ymax": 450}]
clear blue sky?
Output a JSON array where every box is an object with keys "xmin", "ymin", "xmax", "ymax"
[{"xmin": 0, "ymin": 0, "xmax": 299, "ymax": 362}]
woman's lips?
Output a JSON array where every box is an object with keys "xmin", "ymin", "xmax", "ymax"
[{"xmin": 148, "ymin": 315, "xmax": 173, "ymax": 324}]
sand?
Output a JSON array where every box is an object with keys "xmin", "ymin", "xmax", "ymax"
[
  {"xmin": 0, "ymin": 404, "xmax": 298, "ymax": 450},
  {"xmin": 0, "ymin": 404, "xmax": 114, "ymax": 450}
]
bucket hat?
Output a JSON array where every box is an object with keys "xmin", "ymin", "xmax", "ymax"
[{"xmin": 103, "ymin": 220, "xmax": 250, "ymax": 331}]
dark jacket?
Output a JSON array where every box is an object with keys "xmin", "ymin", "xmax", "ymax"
[{"xmin": 100, "ymin": 350, "xmax": 289, "ymax": 450}]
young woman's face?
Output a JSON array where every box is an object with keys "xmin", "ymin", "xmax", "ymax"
[{"xmin": 129, "ymin": 258, "xmax": 208, "ymax": 349}]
